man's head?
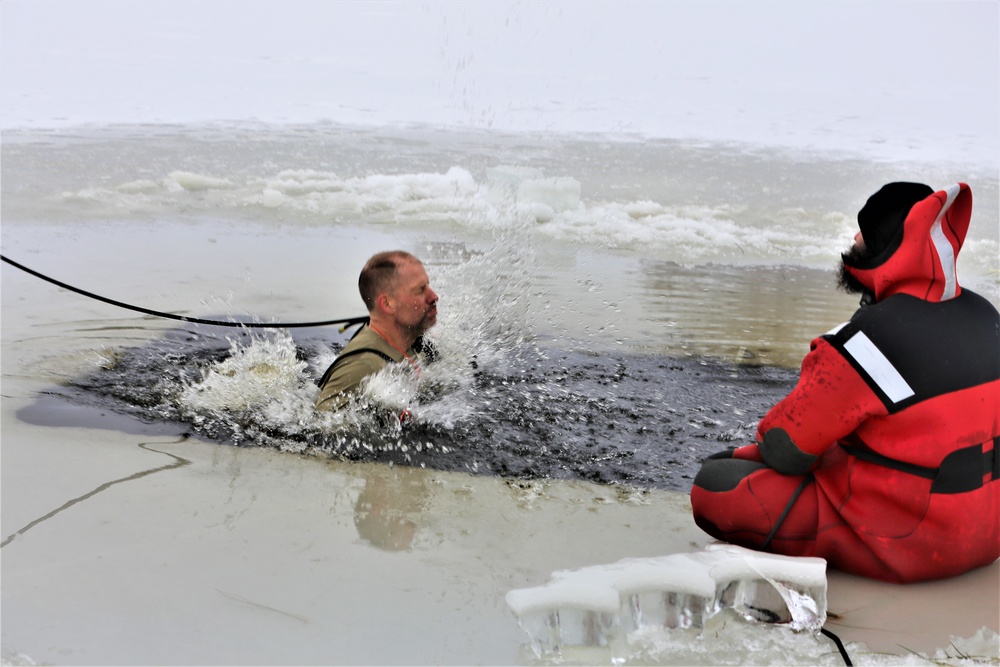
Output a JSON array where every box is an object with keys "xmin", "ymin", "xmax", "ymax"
[
  {"xmin": 837, "ymin": 182, "xmax": 933, "ymax": 295},
  {"xmin": 359, "ymin": 251, "xmax": 438, "ymax": 336}
]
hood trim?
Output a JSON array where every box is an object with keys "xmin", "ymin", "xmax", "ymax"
[{"xmin": 928, "ymin": 184, "xmax": 962, "ymax": 301}]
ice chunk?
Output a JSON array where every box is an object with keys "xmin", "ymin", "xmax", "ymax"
[
  {"xmin": 705, "ymin": 544, "xmax": 827, "ymax": 631},
  {"xmin": 932, "ymin": 627, "xmax": 1000, "ymax": 663},
  {"xmin": 626, "ymin": 589, "xmax": 711, "ymax": 633},
  {"xmin": 261, "ymin": 188, "xmax": 285, "ymax": 208},
  {"xmin": 506, "ymin": 583, "xmax": 621, "ymax": 617},
  {"xmin": 506, "ymin": 583, "xmax": 622, "ymax": 660},
  {"xmin": 485, "ymin": 166, "xmax": 545, "ymax": 190},
  {"xmin": 505, "ymin": 544, "xmax": 828, "ymax": 662},
  {"xmin": 483, "ymin": 165, "xmax": 581, "ymax": 217},
  {"xmin": 165, "ymin": 170, "xmax": 233, "ymax": 191},
  {"xmin": 517, "ymin": 177, "xmax": 581, "ymax": 214},
  {"xmin": 611, "ymin": 556, "xmax": 716, "ymax": 633}
]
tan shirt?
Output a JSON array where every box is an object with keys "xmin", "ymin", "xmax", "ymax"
[{"xmin": 315, "ymin": 326, "xmax": 418, "ymax": 412}]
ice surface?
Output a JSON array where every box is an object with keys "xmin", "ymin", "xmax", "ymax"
[
  {"xmin": 37, "ymin": 147, "xmax": 999, "ymax": 277},
  {"xmin": 506, "ymin": 544, "xmax": 828, "ymax": 662},
  {"xmin": 3, "ymin": 2, "xmax": 996, "ymax": 167}
]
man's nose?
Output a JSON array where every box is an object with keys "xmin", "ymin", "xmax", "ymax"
[{"xmin": 427, "ymin": 287, "xmax": 438, "ymax": 304}]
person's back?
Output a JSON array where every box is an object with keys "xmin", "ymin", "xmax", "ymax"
[
  {"xmin": 834, "ymin": 288, "xmax": 998, "ymax": 473},
  {"xmin": 803, "ymin": 287, "xmax": 999, "ymax": 581}
]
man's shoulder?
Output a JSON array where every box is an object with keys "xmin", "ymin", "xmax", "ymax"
[
  {"xmin": 341, "ymin": 326, "xmax": 401, "ymax": 359},
  {"xmin": 842, "ymin": 290, "xmax": 999, "ymax": 337},
  {"xmin": 315, "ymin": 327, "xmax": 402, "ymax": 411},
  {"xmin": 817, "ymin": 290, "xmax": 999, "ymax": 411},
  {"xmin": 320, "ymin": 328, "xmax": 400, "ymax": 384}
]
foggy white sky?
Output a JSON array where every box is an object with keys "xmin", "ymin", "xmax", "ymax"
[{"xmin": 2, "ymin": 0, "xmax": 997, "ymax": 163}]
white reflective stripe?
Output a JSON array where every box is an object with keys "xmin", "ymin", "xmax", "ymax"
[
  {"xmin": 929, "ymin": 184, "xmax": 961, "ymax": 301},
  {"xmin": 843, "ymin": 331, "xmax": 915, "ymax": 403},
  {"xmin": 825, "ymin": 321, "xmax": 848, "ymax": 336}
]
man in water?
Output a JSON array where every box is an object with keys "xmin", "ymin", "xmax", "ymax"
[
  {"xmin": 690, "ymin": 182, "xmax": 999, "ymax": 583},
  {"xmin": 315, "ymin": 250, "xmax": 438, "ymax": 413}
]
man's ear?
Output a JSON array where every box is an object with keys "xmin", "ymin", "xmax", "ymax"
[{"xmin": 375, "ymin": 293, "xmax": 394, "ymax": 314}]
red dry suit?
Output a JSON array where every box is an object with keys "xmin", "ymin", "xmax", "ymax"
[{"xmin": 690, "ymin": 183, "xmax": 1000, "ymax": 583}]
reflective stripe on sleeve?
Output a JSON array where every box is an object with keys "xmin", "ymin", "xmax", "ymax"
[{"xmin": 843, "ymin": 331, "xmax": 915, "ymax": 403}]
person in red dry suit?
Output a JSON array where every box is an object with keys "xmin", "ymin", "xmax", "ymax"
[{"xmin": 690, "ymin": 182, "xmax": 999, "ymax": 583}]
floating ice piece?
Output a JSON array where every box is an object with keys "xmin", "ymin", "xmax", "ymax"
[
  {"xmin": 484, "ymin": 165, "xmax": 582, "ymax": 219},
  {"xmin": 506, "ymin": 544, "xmax": 827, "ymax": 663},
  {"xmin": 516, "ymin": 177, "xmax": 581, "ymax": 214},
  {"xmin": 485, "ymin": 166, "xmax": 546, "ymax": 190}
]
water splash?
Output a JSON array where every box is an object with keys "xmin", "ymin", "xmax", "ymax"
[{"xmin": 47, "ymin": 217, "xmax": 797, "ymax": 488}]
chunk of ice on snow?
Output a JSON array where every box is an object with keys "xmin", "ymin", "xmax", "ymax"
[{"xmin": 505, "ymin": 544, "xmax": 828, "ymax": 661}]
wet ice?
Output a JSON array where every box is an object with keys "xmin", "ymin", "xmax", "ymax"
[{"xmin": 506, "ymin": 544, "xmax": 828, "ymax": 663}]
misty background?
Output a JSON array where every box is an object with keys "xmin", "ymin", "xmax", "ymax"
[{"xmin": 2, "ymin": 1, "xmax": 997, "ymax": 166}]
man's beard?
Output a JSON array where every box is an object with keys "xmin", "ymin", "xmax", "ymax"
[
  {"xmin": 407, "ymin": 307, "xmax": 437, "ymax": 336},
  {"xmin": 836, "ymin": 243, "xmax": 874, "ymax": 295}
]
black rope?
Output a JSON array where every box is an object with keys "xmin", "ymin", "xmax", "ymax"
[
  {"xmin": 753, "ymin": 471, "xmax": 851, "ymax": 666},
  {"xmin": 820, "ymin": 627, "xmax": 853, "ymax": 666},
  {"xmin": 2, "ymin": 254, "xmax": 368, "ymax": 330},
  {"xmin": 760, "ymin": 472, "xmax": 814, "ymax": 550}
]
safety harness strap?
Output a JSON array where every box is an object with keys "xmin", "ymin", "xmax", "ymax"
[
  {"xmin": 316, "ymin": 348, "xmax": 394, "ymax": 388},
  {"xmin": 760, "ymin": 473, "xmax": 814, "ymax": 551},
  {"xmin": 841, "ymin": 436, "xmax": 999, "ymax": 494}
]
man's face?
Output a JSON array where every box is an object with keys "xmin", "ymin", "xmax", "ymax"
[
  {"xmin": 836, "ymin": 231, "xmax": 874, "ymax": 295},
  {"xmin": 388, "ymin": 260, "xmax": 438, "ymax": 334}
]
